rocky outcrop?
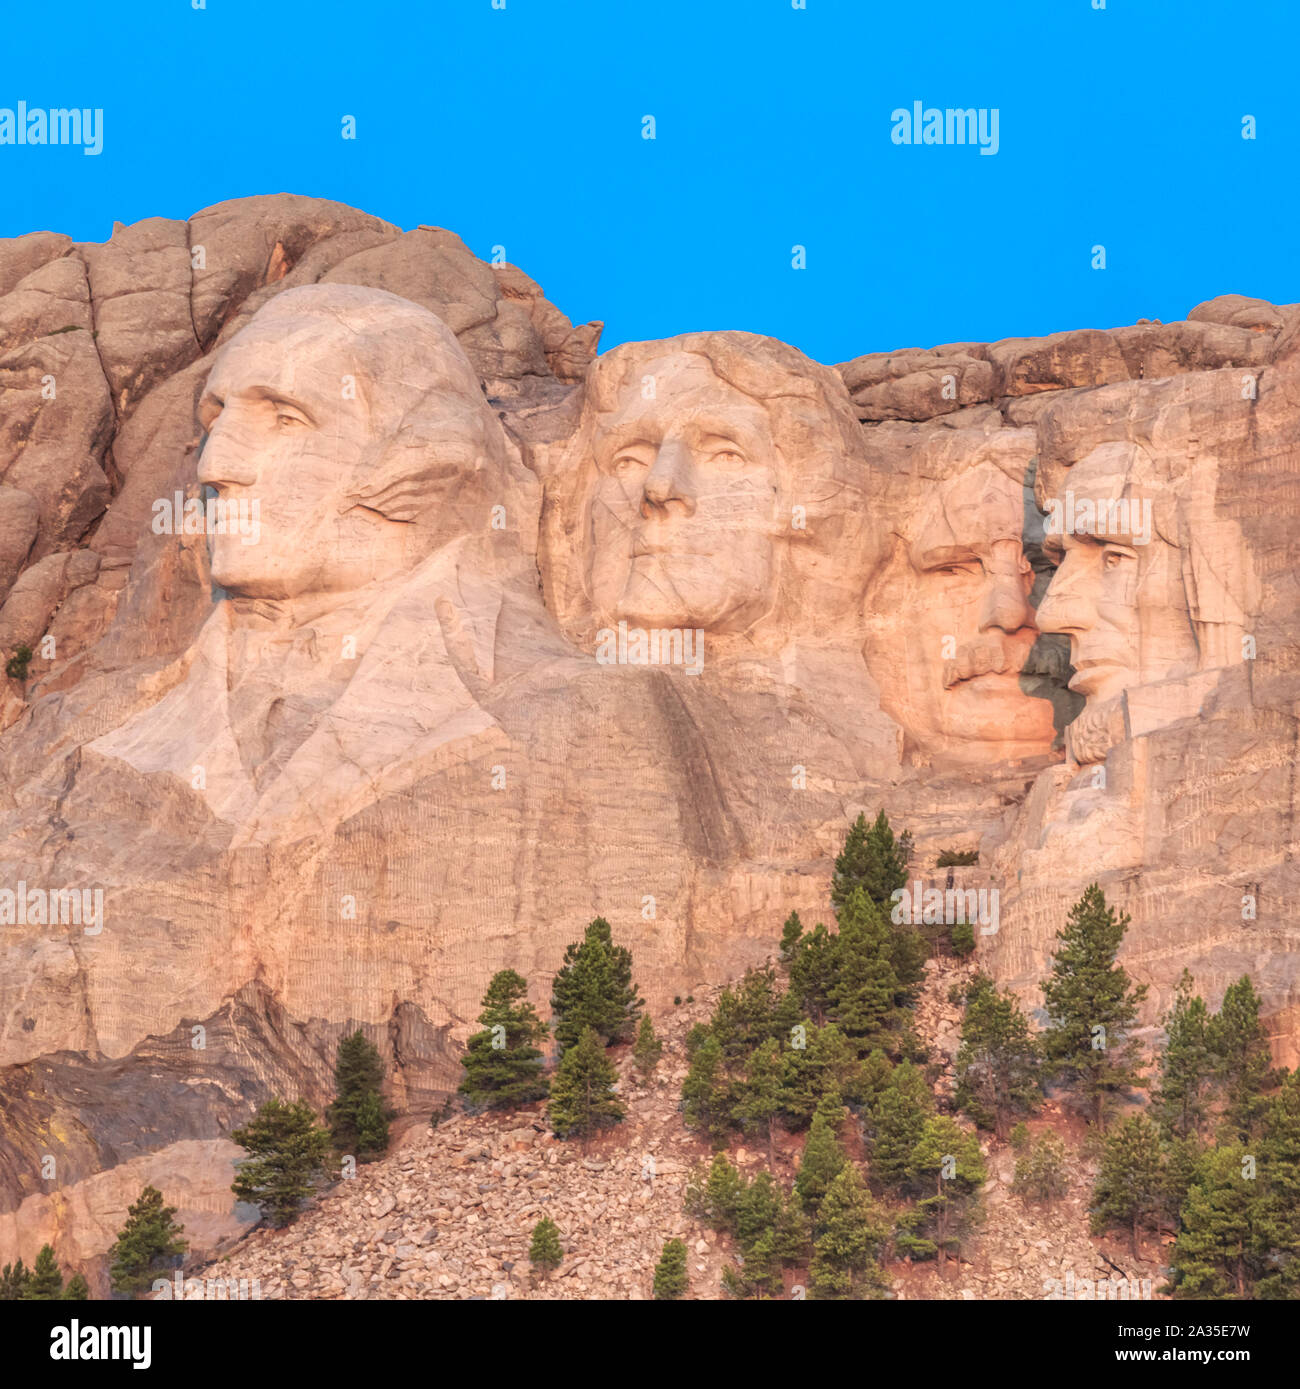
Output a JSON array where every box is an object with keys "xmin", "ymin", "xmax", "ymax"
[{"xmin": 0, "ymin": 196, "xmax": 1296, "ymax": 1286}]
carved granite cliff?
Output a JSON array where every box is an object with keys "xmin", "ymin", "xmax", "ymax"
[{"xmin": 0, "ymin": 198, "xmax": 1296, "ymax": 1286}]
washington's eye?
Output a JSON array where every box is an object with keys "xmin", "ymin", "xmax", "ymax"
[
  {"xmin": 711, "ymin": 449, "xmax": 746, "ymax": 465},
  {"xmin": 1102, "ymin": 546, "xmax": 1135, "ymax": 571}
]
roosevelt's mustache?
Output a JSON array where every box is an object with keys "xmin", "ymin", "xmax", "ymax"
[{"xmin": 941, "ymin": 632, "xmax": 1067, "ymax": 688}]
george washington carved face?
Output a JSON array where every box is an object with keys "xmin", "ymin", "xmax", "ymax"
[{"xmin": 196, "ymin": 285, "xmax": 504, "ymax": 603}]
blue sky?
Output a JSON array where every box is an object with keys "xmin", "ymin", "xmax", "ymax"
[{"xmin": 1, "ymin": 0, "xmax": 1295, "ymax": 364}]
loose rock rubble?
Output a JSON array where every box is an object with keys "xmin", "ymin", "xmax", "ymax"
[{"xmin": 191, "ymin": 960, "xmax": 1168, "ymax": 1300}]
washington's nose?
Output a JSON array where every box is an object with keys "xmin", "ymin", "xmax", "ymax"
[
  {"xmin": 641, "ymin": 439, "xmax": 695, "ymax": 517},
  {"xmin": 196, "ymin": 424, "xmax": 259, "ymax": 489}
]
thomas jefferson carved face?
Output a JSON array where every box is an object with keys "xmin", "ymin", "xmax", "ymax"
[
  {"xmin": 196, "ymin": 285, "xmax": 498, "ymax": 603},
  {"xmin": 587, "ymin": 352, "xmax": 781, "ymax": 633},
  {"xmin": 864, "ymin": 453, "xmax": 1059, "ymax": 763}
]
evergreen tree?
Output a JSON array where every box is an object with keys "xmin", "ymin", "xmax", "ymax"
[
  {"xmin": 828, "ymin": 888, "xmax": 899, "ymax": 1048},
  {"xmin": 779, "ymin": 1023, "xmax": 863, "ymax": 1129},
  {"xmin": 230, "ymin": 1097, "xmax": 332, "ymax": 1228},
  {"xmin": 1253, "ymin": 1069, "xmax": 1300, "ymax": 1298},
  {"xmin": 950, "ymin": 920, "xmax": 976, "ymax": 958},
  {"xmin": 682, "ymin": 1033, "xmax": 735, "ymax": 1146},
  {"xmin": 1162, "ymin": 1134, "xmax": 1205, "ymax": 1227},
  {"xmin": 907, "ymin": 1117, "xmax": 986, "ymax": 1266},
  {"xmin": 795, "ymin": 1095, "xmax": 847, "ymax": 1217},
  {"xmin": 0, "ymin": 1260, "xmax": 29, "ymax": 1300},
  {"xmin": 734, "ymin": 1036, "xmax": 783, "ymax": 1165},
  {"xmin": 633, "ymin": 1014, "xmax": 663, "ymax": 1079},
  {"xmin": 808, "ymin": 1163, "xmax": 890, "ymax": 1299},
  {"xmin": 327, "ymin": 1029, "xmax": 391, "ymax": 1159},
  {"xmin": 1209, "ymin": 976, "xmax": 1274, "ymax": 1141},
  {"xmin": 832, "ymin": 810, "xmax": 911, "ymax": 913},
  {"xmin": 954, "ymin": 972, "xmax": 1041, "ymax": 1139},
  {"xmin": 547, "ymin": 1025, "xmax": 624, "ymax": 1148},
  {"xmin": 1090, "ymin": 1114, "xmax": 1165, "ymax": 1259},
  {"xmin": 1012, "ymin": 1131, "xmax": 1068, "ymax": 1203},
  {"xmin": 550, "ymin": 917, "xmax": 643, "ymax": 1054},
  {"xmin": 1167, "ymin": 1143, "xmax": 1256, "ymax": 1299},
  {"xmin": 22, "ymin": 1245, "xmax": 64, "ymax": 1300},
  {"xmin": 458, "ymin": 969, "xmax": 550, "ymax": 1111},
  {"xmin": 773, "ymin": 1188, "xmax": 813, "ymax": 1266},
  {"xmin": 779, "ymin": 910, "xmax": 804, "ymax": 962},
  {"xmin": 62, "ymin": 1273, "xmax": 90, "ymax": 1300},
  {"xmin": 787, "ymin": 921, "xmax": 838, "ymax": 1024},
  {"xmin": 710, "ymin": 966, "xmax": 781, "ymax": 1061},
  {"xmin": 528, "ymin": 1216, "xmax": 563, "ymax": 1278},
  {"xmin": 653, "ymin": 1238, "xmax": 689, "ymax": 1300},
  {"xmin": 1154, "ymin": 970, "xmax": 1214, "ymax": 1140},
  {"xmin": 866, "ymin": 1059, "xmax": 932, "ymax": 1189},
  {"xmin": 1040, "ymin": 883, "xmax": 1148, "ymax": 1128},
  {"xmin": 694, "ymin": 1153, "xmax": 743, "ymax": 1233},
  {"xmin": 108, "ymin": 1185, "xmax": 189, "ymax": 1296}
]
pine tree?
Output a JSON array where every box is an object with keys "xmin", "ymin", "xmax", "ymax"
[
  {"xmin": 1040, "ymin": 883, "xmax": 1148, "ymax": 1128},
  {"xmin": 653, "ymin": 1238, "xmax": 689, "ymax": 1300},
  {"xmin": 550, "ymin": 917, "xmax": 643, "ymax": 1054},
  {"xmin": 733, "ymin": 1036, "xmax": 783, "ymax": 1165},
  {"xmin": 1090, "ymin": 1114, "xmax": 1165, "ymax": 1259},
  {"xmin": 62, "ymin": 1273, "xmax": 90, "ymax": 1300},
  {"xmin": 779, "ymin": 910, "xmax": 804, "ymax": 962},
  {"xmin": 0, "ymin": 1260, "xmax": 30, "ymax": 1300},
  {"xmin": 832, "ymin": 810, "xmax": 911, "ymax": 913},
  {"xmin": 1154, "ymin": 970, "xmax": 1214, "ymax": 1139},
  {"xmin": 458, "ymin": 969, "xmax": 550, "ymax": 1111},
  {"xmin": 230, "ymin": 1097, "xmax": 332, "ymax": 1228},
  {"xmin": 327, "ymin": 1029, "xmax": 391, "ymax": 1159},
  {"xmin": 907, "ymin": 1116, "xmax": 986, "ymax": 1265},
  {"xmin": 954, "ymin": 972, "xmax": 1041, "ymax": 1140},
  {"xmin": 710, "ymin": 965, "xmax": 781, "ymax": 1062},
  {"xmin": 1012, "ymin": 1131, "xmax": 1068, "ymax": 1203},
  {"xmin": 795, "ymin": 1094, "xmax": 847, "ymax": 1217},
  {"xmin": 828, "ymin": 888, "xmax": 899, "ymax": 1049},
  {"xmin": 808, "ymin": 1163, "xmax": 890, "ymax": 1299},
  {"xmin": 787, "ymin": 921, "xmax": 838, "ymax": 1023},
  {"xmin": 701, "ymin": 1153, "xmax": 745, "ymax": 1233},
  {"xmin": 1167, "ymin": 1143, "xmax": 1256, "ymax": 1299},
  {"xmin": 778, "ymin": 1022, "xmax": 864, "ymax": 1129},
  {"xmin": 22, "ymin": 1245, "xmax": 64, "ymax": 1300},
  {"xmin": 1209, "ymin": 976, "xmax": 1274, "ymax": 1141},
  {"xmin": 547, "ymin": 1025, "xmax": 624, "ymax": 1148},
  {"xmin": 1162, "ymin": 1134, "xmax": 1205, "ymax": 1227},
  {"xmin": 1253, "ymin": 1069, "xmax": 1300, "ymax": 1298},
  {"xmin": 866, "ymin": 1058, "xmax": 932, "ymax": 1189},
  {"xmin": 633, "ymin": 1014, "xmax": 663, "ymax": 1079},
  {"xmin": 108, "ymin": 1185, "xmax": 189, "ymax": 1296},
  {"xmin": 773, "ymin": 1188, "xmax": 812, "ymax": 1265},
  {"xmin": 682, "ymin": 1033, "xmax": 735, "ymax": 1146},
  {"xmin": 528, "ymin": 1216, "xmax": 563, "ymax": 1278}
]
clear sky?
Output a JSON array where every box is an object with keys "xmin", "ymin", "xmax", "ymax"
[{"xmin": 1, "ymin": 0, "xmax": 1295, "ymax": 365}]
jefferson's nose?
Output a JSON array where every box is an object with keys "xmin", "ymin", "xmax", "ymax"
[{"xmin": 641, "ymin": 440, "xmax": 696, "ymax": 518}]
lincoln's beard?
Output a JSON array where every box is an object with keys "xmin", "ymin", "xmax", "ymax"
[{"xmin": 1065, "ymin": 694, "xmax": 1127, "ymax": 765}]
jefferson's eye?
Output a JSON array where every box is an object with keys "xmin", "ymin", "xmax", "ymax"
[
  {"xmin": 276, "ymin": 412, "xmax": 307, "ymax": 430},
  {"xmin": 1102, "ymin": 547, "xmax": 1134, "ymax": 571},
  {"xmin": 612, "ymin": 455, "xmax": 644, "ymax": 472}
]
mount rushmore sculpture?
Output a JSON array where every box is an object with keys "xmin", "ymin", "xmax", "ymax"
[{"xmin": 0, "ymin": 195, "xmax": 1296, "ymax": 1276}]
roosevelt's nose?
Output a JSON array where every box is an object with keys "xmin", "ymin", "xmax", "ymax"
[
  {"xmin": 977, "ymin": 539, "xmax": 1033, "ymax": 634},
  {"xmin": 640, "ymin": 439, "xmax": 696, "ymax": 518}
]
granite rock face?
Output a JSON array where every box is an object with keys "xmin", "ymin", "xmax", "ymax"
[{"xmin": 0, "ymin": 197, "xmax": 1296, "ymax": 1281}]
